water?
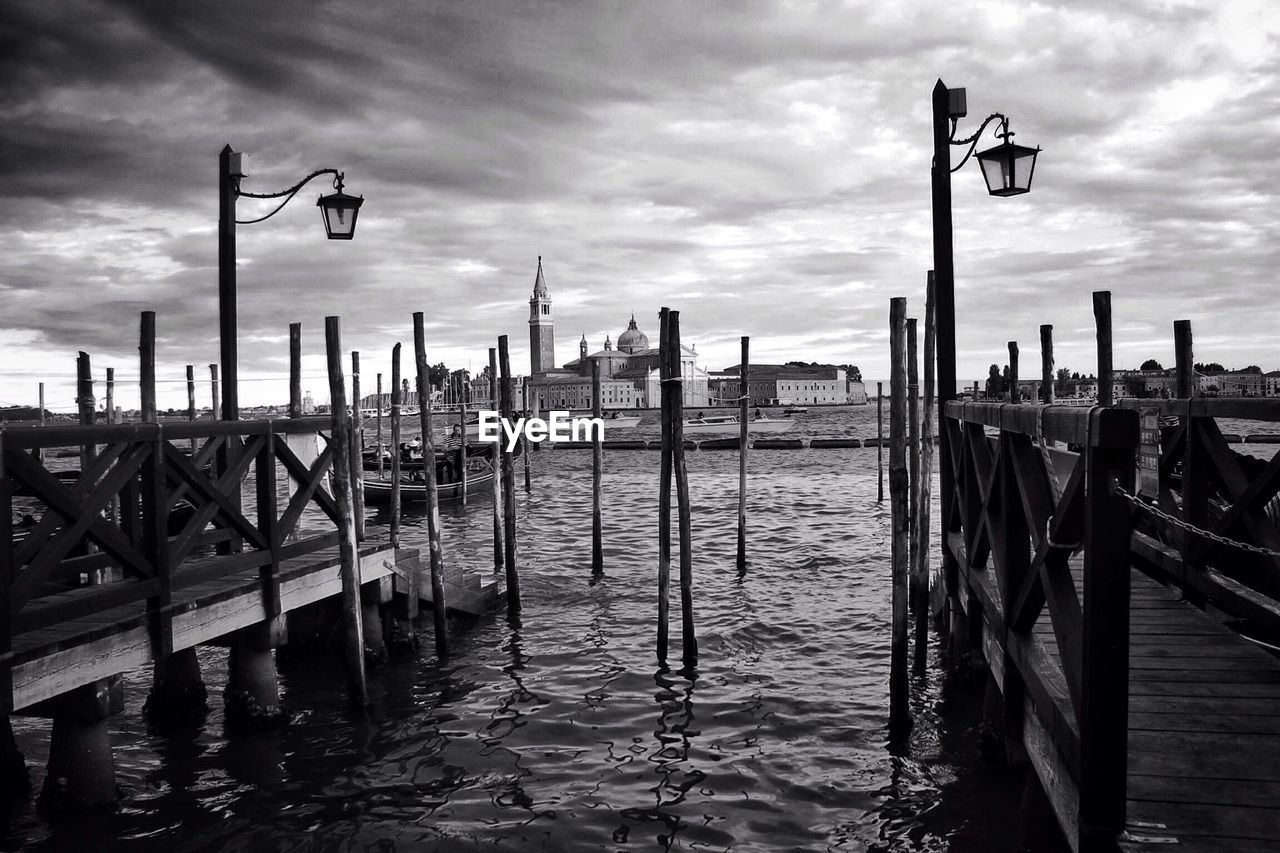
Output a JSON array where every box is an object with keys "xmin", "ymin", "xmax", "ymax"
[{"xmin": 5, "ymin": 405, "xmax": 1030, "ymax": 852}]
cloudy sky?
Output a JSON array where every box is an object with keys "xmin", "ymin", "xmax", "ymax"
[{"xmin": 2, "ymin": 0, "xmax": 1276, "ymax": 410}]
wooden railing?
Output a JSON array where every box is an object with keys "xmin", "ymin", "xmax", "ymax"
[
  {"xmin": 1119, "ymin": 397, "xmax": 1280, "ymax": 641},
  {"xmin": 942, "ymin": 401, "xmax": 1137, "ymax": 848},
  {"xmin": 0, "ymin": 417, "xmax": 343, "ymax": 697}
]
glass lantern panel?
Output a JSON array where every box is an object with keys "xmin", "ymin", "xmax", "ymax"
[
  {"xmin": 1011, "ymin": 147, "xmax": 1038, "ymax": 192},
  {"xmin": 979, "ymin": 152, "xmax": 1011, "ymax": 194}
]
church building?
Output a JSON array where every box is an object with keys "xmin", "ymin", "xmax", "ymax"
[{"xmin": 523, "ymin": 259, "xmax": 710, "ymax": 410}]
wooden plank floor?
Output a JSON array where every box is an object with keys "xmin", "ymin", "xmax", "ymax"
[
  {"xmin": 8, "ymin": 541, "xmax": 401, "ymax": 711},
  {"xmin": 1120, "ymin": 572, "xmax": 1280, "ymax": 852},
  {"xmin": 957, "ymin": 544, "xmax": 1280, "ymax": 852}
]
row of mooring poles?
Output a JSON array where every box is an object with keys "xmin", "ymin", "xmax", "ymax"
[
  {"xmin": 656, "ymin": 307, "xmax": 697, "ymax": 669},
  {"xmin": 887, "ymin": 279, "xmax": 940, "ymax": 732}
]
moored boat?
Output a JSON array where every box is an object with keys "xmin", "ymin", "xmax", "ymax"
[
  {"xmin": 363, "ymin": 459, "xmax": 495, "ymax": 504},
  {"xmin": 682, "ymin": 414, "xmax": 795, "ymax": 434}
]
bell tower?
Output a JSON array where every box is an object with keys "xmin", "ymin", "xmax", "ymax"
[{"xmin": 528, "ymin": 256, "xmax": 555, "ymax": 374}]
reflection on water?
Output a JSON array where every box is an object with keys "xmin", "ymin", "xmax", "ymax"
[{"xmin": 6, "ymin": 406, "xmax": 1034, "ymax": 851}]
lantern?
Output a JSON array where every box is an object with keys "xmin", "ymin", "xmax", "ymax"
[
  {"xmin": 318, "ymin": 183, "xmax": 364, "ymax": 239},
  {"xmin": 975, "ymin": 138, "xmax": 1040, "ymax": 197}
]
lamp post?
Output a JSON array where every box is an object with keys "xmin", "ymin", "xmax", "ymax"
[
  {"xmin": 218, "ymin": 144, "xmax": 363, "ymax": 420},
  {"xmin": 930, "ymin": 79, "xmax": 1039, "ymax": 646}
]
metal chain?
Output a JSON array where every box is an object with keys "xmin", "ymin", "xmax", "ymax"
[{"xmin": 1112, "ymin": 483, "xmax": 1280, "ymax": 559}]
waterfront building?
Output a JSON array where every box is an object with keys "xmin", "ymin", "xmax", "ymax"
[
  {"xmin": 721, "ymin": 364, "xmax": 848, "ymax": 406},
  {"xmin": 523, "ymin": 260, "xmax": 709, "ymax": 408}
]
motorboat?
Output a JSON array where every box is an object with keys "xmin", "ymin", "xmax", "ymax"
[{"xmin": 682, "ymin": 414, "xmax": 795, "ymax": 434}]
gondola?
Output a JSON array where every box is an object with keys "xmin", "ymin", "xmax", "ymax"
[{"xmin": 362, "ymin": 457, "xmax": 495, "ymax": 505}]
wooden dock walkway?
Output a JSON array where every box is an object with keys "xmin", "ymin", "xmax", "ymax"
[
  {"xmin": 0, "ymin": 413, "xmax": 502, "ymax": 803},
  {"xmin": 941, "ymin": 400, "xmax": 1280, "ymax": 852}
]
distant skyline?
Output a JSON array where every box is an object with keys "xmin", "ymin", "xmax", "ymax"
[{"xmin": 3, "ymin": 0, "xmax": 1276, "ymax": 412}]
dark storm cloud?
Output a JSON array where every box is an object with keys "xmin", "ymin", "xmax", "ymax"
[{"xmin": 1, "ymin": 0, "xmax": 1277, "ymax": 406}]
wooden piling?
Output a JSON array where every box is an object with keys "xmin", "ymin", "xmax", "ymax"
[
  {"xmin": 1008, "ymin": 342, "xmax": 1019, "ymax": 403},
  {"xmin": 376, "ymin": 372, "xmax": 384, "ymax": 478},
  {"xmin": 209, "ymin": 364, "xmax": 220, "ymax": 421},
  {"xmin": 37, "ymin": 381, "xmax": 45, "ymax": 462},
  {"xmin": 489, "ymin": 347, "xmax": 504, "ymax": 573},
  {"xmin": 592, "ymin": 360, "xmax": 604, "ymax": 574},
  {"xmin": 104, "ymin": 368, "xmax": 115, "ymax": 427},
  {"xmin": 458, "ymin": 370, "xmax": 468, "ymax": 507},
  {"xmin": 1040, "ymin": 324, "xmax": 1054, "ymax": 404},
  {"xmin": 413, "ymin": 313, "xmax": 449, "ymax": 656},
  {"xmin": 916, "ymin": 273, "xmax": 937, "ymax": 668},
  {"xmin": 669, "ymin": 311, "xmax": 698, "ymax": 669},
  {"xmin": 657, "ymin": 308, "xmax": 672, "ymax": 663},
  {"xmin": 877, "ymin": 382, "xmax": 884, "ymax": 501},
  {"xmin": 522, "ymin": 397, "xmax": 532, "ymax": 491},
  {"xmin": 1093, "ymin": 292, "xmax": 1113, "ymax": 406},
  {"xmin": 888, "ymin": 297, "xmax": 910, "ymax": 738},
  {"xmin": 498, "ymin": 335, "xmax": 520, "ymax": 614},
  {"xmin": 907, "ymin": 318, "xmax": 920, "ymax": 615},
  {"xmin": 322, "ymin": 316, "xmax": 368, "ymax": 706},
  {"xmin": 351, "ymin": 351, "xmax": 365, "ymax": 541},
  {"xmin": 289, "ymin": 323, "xmax": 302, "ymax": 418},
  {"xmin": 737, "ymin": 337, "xmax": 749, "ymax": 572},
  {"xmin": 390, "ymin": 344, "xmax": 402, "ymax": 549},
  {"xmin": 140, "ymin": 314, "xmax": 156, "ymax": 421},
  {"xmin": 186, "ymin": 365, "xmax": 196, "ymax": 451},
  {"xmin": 1174, "ymin": 319, "xmax": 1193, "ymax": 399},
  {"xmin": 76, "ymin": 353, "xmax": 95, "ymax": 470}
]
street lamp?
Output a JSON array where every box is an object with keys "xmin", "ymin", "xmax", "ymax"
[
  {"xmin": 929, "ymin": 78, "xmax": 1039, "ymax": 659},
  {"xmin": 218, "ymin": 144, "xmax": 363, "ymax": 420}
]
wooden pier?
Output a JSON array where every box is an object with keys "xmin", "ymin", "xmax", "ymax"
[
  {"xmin": 940, "ymin": 398, "xmax": 1280, "ymax": 852},
  {"xmin": 0, "ymin": 414, "xmax": 492, "ymax": 802}
]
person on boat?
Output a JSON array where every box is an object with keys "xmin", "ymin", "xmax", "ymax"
[
  {"xmin": 696, "ymin": 411, "xmax": 705, "ymax": 420},
  {"xmin": 610, "ymin": 411, "xmax": 621, "ymax": 419},
  {"xmin": 755, "ymin": 407, "xmax": 763, "ymax": 420}
]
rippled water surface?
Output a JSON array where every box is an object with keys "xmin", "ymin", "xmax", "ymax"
[{"xmin": 6, "ymin": 405, "xmax": 1029, "ymax": 852}]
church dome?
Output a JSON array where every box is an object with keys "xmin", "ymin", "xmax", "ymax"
[{"xmin": 617, "ymin": 314, "xmax": 650, "ymax": 354}]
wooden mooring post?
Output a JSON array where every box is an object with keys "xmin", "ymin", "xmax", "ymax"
[
  {"xmin": 351, "ymin": 351, "xmax": 365, "ymax": 541},
  {"xmin": 522, "ymin": 397, "xmax": 532, "ymax": 491},
  {"xmin": 413, "ymin": 313, "xmax": 449, "ymax": 656},
  {"xmin": 459, "ymin": 371, "xmax": 468, "ymax": 507},
  {"xmin": 390, "ymin": 343, "xmax": 402, "ymax": 549},
  {"xmin": 591, "ymin": 360, "xmax": 603, "ymax": 574},
  {"xmin": 668, "ymin": 310, "xmax": 697, "ymax": 669},
  {"xmin": 877, "ymin": 382, "xmax": 884, "ymax": 501},
  {"xmin": 1008, "ymin": 341, "xmax": 1019, "ymax": 403},
  {"xmin": 289, "ymin": 323, "xmax": 301, "ymax": 418},
  {"xmin": 1040, "ymin": 324, "xmax": 1054, "ymax": 404},
  {"xmin": 498, "ymin": 335, "xmax": 520, "ymax": 616},
  {"xmin": 737, "ymin": 336, "xmax": 749, "ymax": 572},
  {"xmin": 888, "ymin": 298, "xmax": 910, "ymax": 738},
  {"xmin": 104, "ymin": 367, "xmax": 114, "ymax": 427},
  {"xmin": 1093, "ymin": 291, "xmax": 1113, "ymax": 406},
  {"xmin": 916, "ymin": 273, "xmax": 937, "ymax": 667},
  {"xmin": 907, "ymin": 318, "xmax": 920, "ymax": 623},
  {"xmin": 209, "ymin": 364, "xmax": 220, "ymax": 422},
  {"xmin": 489, "ymin": 347, "xmax": 504, "ymax": 574},
  {"xmin": 376, "ymin": 372, "xmax": 384, "ymax": 478},
  {"xmin": 323, "ymin": 316, "xmax": 368, "ymax": 707},
  {"xmin": 657, "ymin": 308, "xmax": 672, "ymax": 663},
  {"xmin": 186, "ymin": 365, "xmax": 196, "ymax": 452}
]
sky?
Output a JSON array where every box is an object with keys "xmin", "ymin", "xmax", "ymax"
[{"xmin": 2, "ymin": 0, "xmax": 1277, "ymax": 411}]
